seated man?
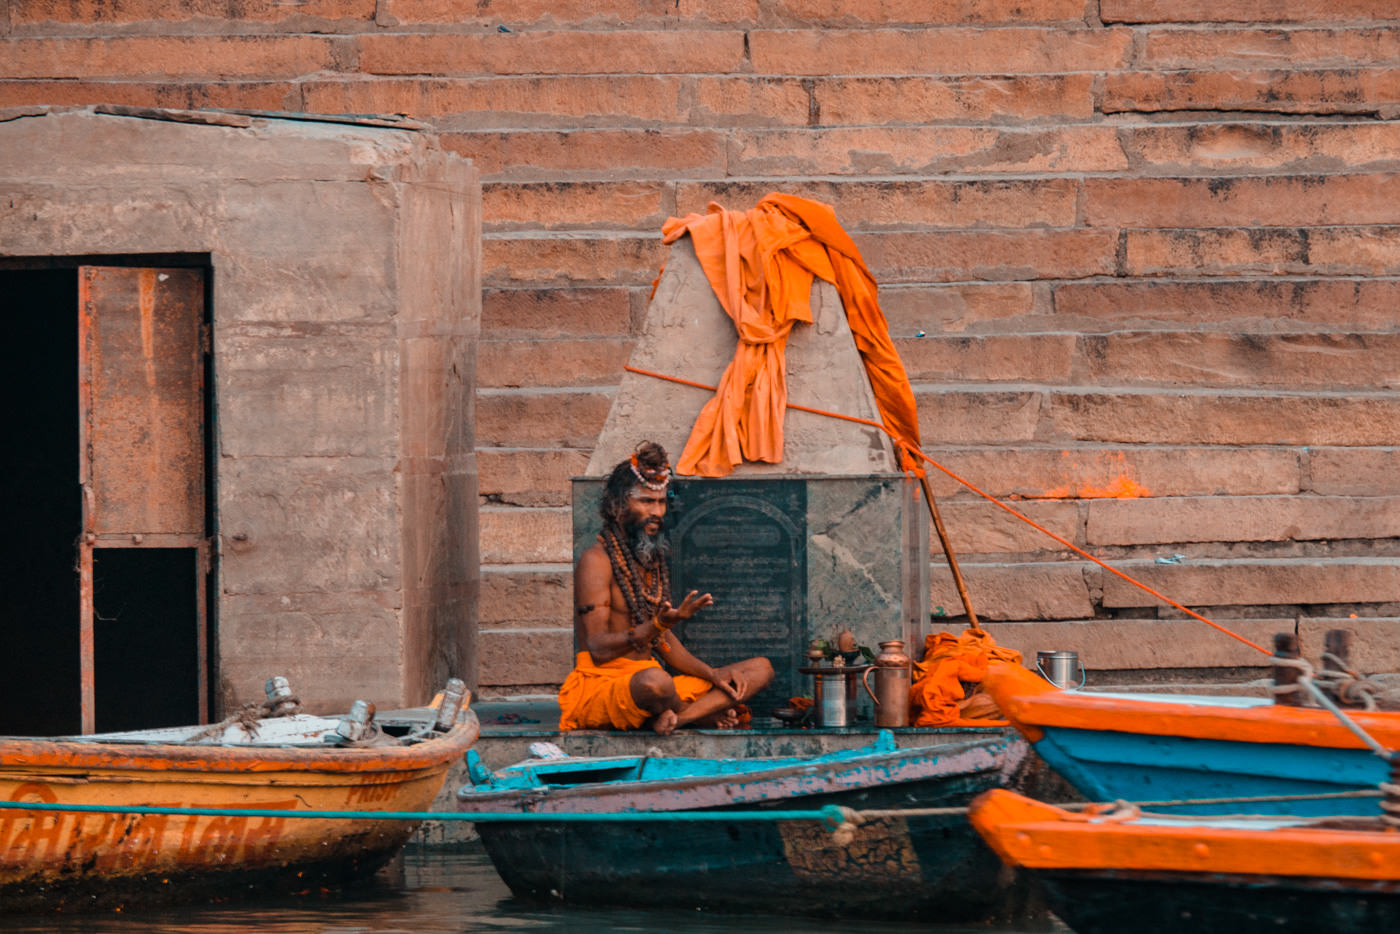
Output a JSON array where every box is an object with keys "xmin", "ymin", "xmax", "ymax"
[{"xmin": 559, "ymin": 441, "xmax": 775, "ymax": 735}]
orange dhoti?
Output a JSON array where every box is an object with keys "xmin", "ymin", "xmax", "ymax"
[{"xmin": 557, "ymin": 652, "xmax": 714, "ymax": 731}]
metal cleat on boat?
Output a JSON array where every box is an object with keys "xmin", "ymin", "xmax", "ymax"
[
  {"xmin": 434, "ymin": 678, "xmax": 468, "ymax": 731},
  {"xmin": 527, "ymin": 741, "xmax": 567, "ymax": 760},
  {"xmin": 464, "ymin": 749, "xmax": 497, "ymax": 785},
  {"xmin": 331, "ymin": 700, "xmax": 377, "ymax": 744},
  {"xmin": 263, "ymin": 675, "xmax": 301, "ymax": 717}
]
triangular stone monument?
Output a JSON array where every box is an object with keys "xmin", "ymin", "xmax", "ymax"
[{"xmin": 575, "ymin": 234, "xmax": 928, "ymax": 722}]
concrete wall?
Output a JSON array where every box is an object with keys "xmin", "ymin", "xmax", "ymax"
[
  {"xmin": 0, "ymin": 107, "xmax": 480, "ymax": 713},
  {"xmin": 5, "ymin": 3, "xmax": 1399, "ymax": 692}
]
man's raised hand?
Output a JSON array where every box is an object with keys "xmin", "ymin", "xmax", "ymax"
[{"xmin": 659, "ymin": 589, "xmax": 714, "ymax": 625}]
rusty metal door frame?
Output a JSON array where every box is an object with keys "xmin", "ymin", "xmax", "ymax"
[{"xmin": 77, "ymin": 266, "xmax": 210, "ymax": 733}]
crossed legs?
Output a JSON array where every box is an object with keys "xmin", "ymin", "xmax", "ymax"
[{"xmin": 628, "ymin": 657, "xmax": 775, "ymax": 735}]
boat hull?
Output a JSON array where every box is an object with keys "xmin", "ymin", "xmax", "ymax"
[
  {"xmin": 984, "ymin": 662, "xmax": 1397, "ymax": 815},
  {"xmin": 0, "ymin": 713, "xmax": 478, "ymax": 911},
  {"xmin": 466, "ymin": 734, "xmax": 1046, "ymax": 920},
  {"xmin": 1038, "ymin": 871, "xmax": 1400, "ymax": 934},
  {"xmin": 969, "ymin": 789, "xmax": 1400, "ymax": 934}
]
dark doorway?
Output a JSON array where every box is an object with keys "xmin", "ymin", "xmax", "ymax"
[
  {"xmin": 92, "ymin": 548, "xmax": 200, "ymax": 732},
  {"xmin": 0, "ymin": 270, "xmax": 82, "ymax": 735},
  {"xmin": 0, "ymin": 262, "xmax": 211, "ymax": 736}
]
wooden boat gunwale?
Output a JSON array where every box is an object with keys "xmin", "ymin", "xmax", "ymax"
[
  {"xmin": 458, "ymin": 732, "xmax": 1025, "ymax": 813},
  {"xmin": 986, "ymin": 660, "xmax": 1400, "ymax": 750},
  {"xmin": 971, "ymin": 788, "xmax": 1400, "ymax": 883},
  {"xmin": 0, "ymin": 708, "xmax": 477, "ymax": 775}
]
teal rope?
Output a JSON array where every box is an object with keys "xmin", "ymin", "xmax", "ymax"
[{"xmin": 0, "ymin": 800, "xmax": 847, "ymax": 829}]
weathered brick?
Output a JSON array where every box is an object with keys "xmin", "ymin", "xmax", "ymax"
[
  {"xmin": 476, "ymin": 388, "xmax": 612, "ymax": 447},
  {"xmin": 478, "ymin": 627, "xmax": 574, "ymax": 686},
  {"xmin": 1101, "ymin": 1, "xmax": 1398, "ymax": 24},
  {"xmin": 983, "ymin": 618, "xmax": 1286, "ymax": 669},
  {"xmin": 932, "ymin": 560, "xmax": 1093, "ymax": 620},
  {"xmin": 1139, "ymin": 27, "xmax": 1400, "ymax": 70},
  {"xmin": 482, "ymin": 287, "xmax": 633, "ymax": 339},
  {"xmin": 483, "ymin": 181, "xmax": 670, "ymax": 232},
  {"xmin": 749, "ymin": 27, "xmax": 1131, "ymax": 76},
  {"xmin": 915, "ymin": 388, "xmax": 1045, "ymax": 444},
  {"xmin": 693, "ymin": 76, "xmax": 811, "ymax": 126},
  {"xmin": 483, "ymin": 233, "xmax": 666, "ymax": 286},
  {"xmin": 1103, "ymin": 69, "xmax": 1400, "ymax": 115},
  {"xmin": 1308, "ymin": 448, "xmax": 1400, "ymax": 496},
  {"xmin": 302, "ymin": 76, "xmax": 688, "ymax": 127},
  {"xmin": 675, "ymin": 178, "xmax": 1079, "ymax": 229},
  {"xmin": 2, "ymin": 36, "xmax": 340, "ymax": 79},
  {"xmin": 1125, "ymin": 226, "xmax": 1400, "ymax": 277},
  {"xmin": 1297, "ymin": 618, "xmax": 1400, "ymax": 673},
  {"xmin": 479, "ymin": 564, "xmax": 571, "ymax": 627},
  {"xmin": 923, "ymin": 446, "xmax": 1302, "ymax": 501},
  {"xmin": 858, "ymin": 229, "xmax": 1116, "ymax": 283},
  {"xmin": 727, "ymin": 125, "xmax": 1129, "ymax": 176},
  {"xmin": 359, "ymin": 30, "xmax": 746, "ymax": 76},
  {"xmin": 816, "ymin": 74, "xmax": 1096, "ymax": 124},
  {"xmin": 1047, "ymin": 390, "xmax": 1400, "ymax": 446},
  {"xmin": 478, "ymin": 337, "xmax": 634, "ymax": 388},
  {"xmin": 479, "ymin": 448, "xmax": 591, "ymax": 507},
  {"xmin": 1087, "ymin": 495, "xmax": 1400, "ymax": 546},
  {"xmin": 939, "ymin": 500, "xmax": 1081, "ymax": 555},
  {"xmin": 1120, "ymin": 121, "xmax": 1400, "ymax": 174},
  {"xmin": 9, "ymin": 0, "xmax": 375, "ymax": 26},
  {"xmin": 1099, "ymin": 557, "xmax": 1400, "ymax": 609},
  {"xmin": 0, "ymin": 79, "xmax": 298, "ymax": 111},
  {"xmin": 767, "ymin": 0, "xmax": 1089, "ymax": 26},
  {"xmin": 897, "ymin": 333, "xmax": 1077, "ymax": 383},
  {"xmin": 445, "ymin": 128, "xmax": 727, "ymax": 181},
  {"xmin": 480, "ymin": 506, "xmax": 571, "ymax": 564},
  {"xmin": 1087, "ymin": 175, "xmax": 1400, "ymax": 228},
  {"xmin": 879, "ymin": 283, "xmax": 1043, "ymax": 335},
  {"xmin": 1053, "ymin": 278, "xmax": 1400, "ymax": 331},
  {"xmin": 376, "ymin": 0, "xmax": 757, "ymax": 27},
  {"xmin": 1077, "ymin": 332, "xmax": 1400, "ymax": 390}
]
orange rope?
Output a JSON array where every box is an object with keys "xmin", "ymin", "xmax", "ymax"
[{"xmin": 624, "ymin": 363, "xmax": 1272, "ymax": 657}]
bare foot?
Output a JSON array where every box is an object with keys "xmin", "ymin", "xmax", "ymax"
[
  {"xmin": 651, "ymin": 709, "xmax": 679, "ymax": 735},
  {"xmin": 714, "ymin": 708, "xmax": 740, "ymax": 729}
]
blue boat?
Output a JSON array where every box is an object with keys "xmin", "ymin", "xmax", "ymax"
[
  {"xmin": 456, "ymin": 731, "xmax": 1050, "ymax": 920},
  {"xmin": 983, "ymin": 662, "xmax": 1397, "ymax": 817}
]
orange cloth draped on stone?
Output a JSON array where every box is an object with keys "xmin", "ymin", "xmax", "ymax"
[
  {"xmin": 557, "ymin": 652, "xmax": 713, "ymax": 731},
  {"xmin": 660, "ymin": 193, "xmax": 921, "ymax": 477},
  {"xmin": 909, "ymin": 629, "xmax": 1023, "ymax": 728}
]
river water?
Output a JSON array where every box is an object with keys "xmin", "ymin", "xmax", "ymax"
[{"xmin": 3, "ymin": 845, "xmax": 1069, "ymax": 934}]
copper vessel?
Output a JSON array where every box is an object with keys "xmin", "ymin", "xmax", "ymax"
[{"xmin": 862, "ymin": 640, "xmax": 912, "ymax": 727}]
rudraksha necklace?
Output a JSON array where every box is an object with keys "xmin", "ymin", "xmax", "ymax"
[{"xmin": 601, "ymin": 521, "xmax": 671, "ymax": 632}]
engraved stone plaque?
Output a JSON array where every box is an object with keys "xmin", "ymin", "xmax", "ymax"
[{"xmin": 669, "ymin": 478, "xmax": 806, "ymax": 717}]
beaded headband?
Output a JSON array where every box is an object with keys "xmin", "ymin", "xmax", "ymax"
[{"xmin": 629, "ymin": 452, "xmax": 671, "ymax": 491}]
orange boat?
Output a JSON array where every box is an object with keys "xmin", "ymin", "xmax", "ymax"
[
  {"xmin": 970, "ymin": 788, "xmax": 1400, "ymax": 933},
  {"xmin": 0, "ymin": 684, "xmax": 478, "ymax": 912}
]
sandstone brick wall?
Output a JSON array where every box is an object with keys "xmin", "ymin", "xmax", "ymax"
[{"xmin": 7, "ymin": 0, "xmax": 1399, "ymax": 692}]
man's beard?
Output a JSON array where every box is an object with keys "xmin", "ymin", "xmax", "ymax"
[{"xmin": 623, "ymin": 517, "xmax": 671, "ymax": 569}]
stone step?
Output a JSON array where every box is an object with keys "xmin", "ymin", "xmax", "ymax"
[
  {"xmin": 479, "ymin": 277, "xmax": 1400, "ymax": 342},
  {"xmin": 477, "ymin": 443, "xmax": 1370, "ymax": 507},
  {"xmin": 455, "ymin": 120, "xmax": 1400, "ymax": 181},
  {"xmin": 479, "ymin": 331, "xmax": 1400, "ymax": 390},
  {"xmin": 477, "ymin": 383, "xmax": 1400, "ymax": 451},
  {"xmin": 483, "ymin": 224, "xmax": 1400, "ymax": 287},
  {"xmin": 475, "ymin": 555, "xmax": 1400, "ymax": 635},
  {"xmin": 475, "ymin": 494, "xmax": 1400, "ymax": 566},
  {"xmin": 473, "ymin": 613, "xmax": 1400, "ymax": 691}
]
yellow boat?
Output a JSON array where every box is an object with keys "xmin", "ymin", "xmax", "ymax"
[{"xmin": 0, "ymin": 681, "xmax": 478, "ymax": 912}]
